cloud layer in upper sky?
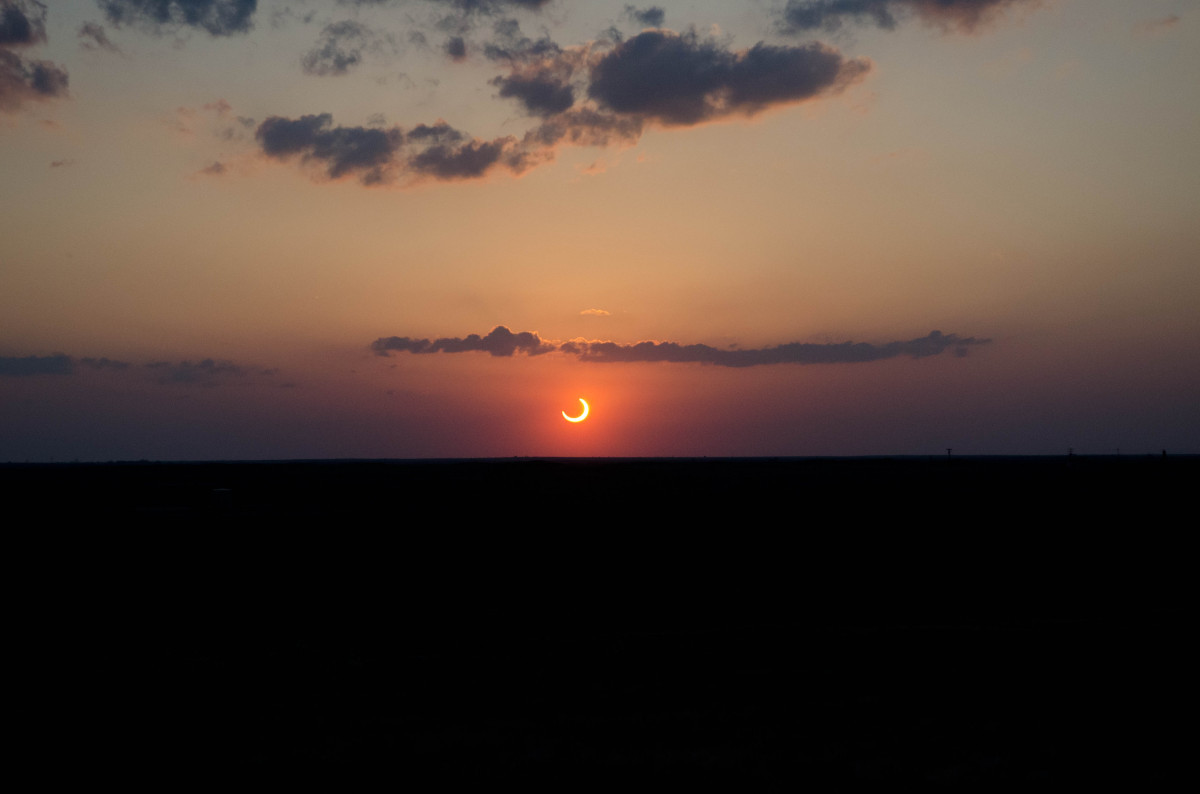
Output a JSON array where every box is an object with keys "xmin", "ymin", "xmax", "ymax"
[
  {"xmin": 254, "ymin": 24, "xmax": 870, "ymax": 185},
  {"xmin": 6, "ymin": 1, "xmax": 1045, "ymax": 176},
  {"xmin": 0, "ymin": 0, "xmax": 69, "ymax": 112},
  {"xmin": 371, "ymin": 327, "xmax": 991, "ymax": 367},
  {"xmin": 235, "ymin": 0, "xmax": 1035, "ymax": 185}
]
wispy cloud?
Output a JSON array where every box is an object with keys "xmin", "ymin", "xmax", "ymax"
[
  {"xmin": 78, "ymin": 21, "xmax": 122, "ymax": 53},
  {"xmin": 777, "ymin": 0, "xmax": 1039, "ymax": 36},
  {"xmin": 1, "ymin": 352, "xmax": 276, "ymax": 386},
  {"xmin": 145, "ymin": 357, "xmax": 271, "ymax": 385},
  {"xmin": 97, "ymin": 0, "xmax": 258, "ymax": 38},
  {"xmin": 301, "ymin": 19, "xmax": 398, "ymax": 76}
]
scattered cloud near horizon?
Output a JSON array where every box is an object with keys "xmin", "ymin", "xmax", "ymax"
[
  {"xmin": 0, "ymin": 353, "xmax": 275, "ymax": 385},
  {"xmin": 371, "ymin": 326, "xmax": 991, "ymax": 368}
]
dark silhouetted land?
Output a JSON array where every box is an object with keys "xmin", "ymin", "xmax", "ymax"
[{"xmin": 6, "ymin": 456, "xmax": 1189, "ymax": 786}]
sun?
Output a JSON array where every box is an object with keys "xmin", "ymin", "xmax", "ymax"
[{"xmin": 562, "ymin": 398, "xmax": 589, "ymax": 423}]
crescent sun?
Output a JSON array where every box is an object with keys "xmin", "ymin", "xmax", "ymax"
[{"xmin": 562, "ymin": 398, "xmax": 589, "ymax": 423}]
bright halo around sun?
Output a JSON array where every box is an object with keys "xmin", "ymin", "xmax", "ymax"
[{"xmin": 562, "ymin": 398, "xmax": 589, "ymax": 423}]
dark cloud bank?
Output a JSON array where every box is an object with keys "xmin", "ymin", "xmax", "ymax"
[
  {"xmin": 1, "ymin": 354, "xmax": 131, "ymax": 376},
  {"xmin": 0, "ymin": 0, "xmax": 68, "ymax": 112},
  {"xmin": 0, "ymin": 353, "xmax": 75, "ymax": 376},
  {"xmin": 371, "ymin": 327, "xmax": 990, "ymax": 368},
  {"xmin": 587, "ymin": 30, "xmax": 868, "ymax": 126}
]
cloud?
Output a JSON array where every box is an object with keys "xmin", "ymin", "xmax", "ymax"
[
  {"xmin": 3, "ymin": 350, "xmax": 281, "ymax": 393},
  {"xmin": 98, "ymin": 0, "xmax": 258, "ymax": 38},
  {"xmin": 623, "ymin": 5, "xmax": 664, "ymax": 29},
  {"xmin": 80, "ymin": 357, "xmax": 131, "ymax": 370},
  {"xmin": 481, "ymin": 17, "xmax": 562, "ymax": 62},
  {"xmin": 372, "ymin": 326, "xmax": 556, "ymax": 357},
  {"xmin": 301, "ymin": 19, "xmax": 396, "ymax": 76},
  {"xmin": 778, "ymin": 0, "xmax": 1038, "ymax": 35},
  {"xmin": 523, "ymin": 106, "xmax": 644, "ymax": 147},
  {"xmin": 197, "ymin": 160, "xmax": 226, "ymax": 175},
  {"xmin": 372, "ymin": 327, "xmax": 991, "ymax": 367},
  {"xmin": 588, "ymin": 30, "xmax": 870, "ymax": 126},
  {"xmin": 0, "ymin": 354, "xmax": 74, "ymax": 376},
  {"xmin": 145, "ymin": 358, "xmax": 260, "ymax": 384},
  {"xmin": 269, "ymin": 5, "xmax": 314, "ymax": 28},
  {"xmin": 0, "ymin": 49, "xmax": 68, "ymax": 112},
  {"xmin": 408, "ymin": 135, "xmax": 513, "ymax": 179},
  {"xmin": 254, "ymin": 26, "xmax": 866, "ymax": 184},
  {"xmin": 501, "ymin": 28, "xmax": 867, "ymax": 146},
  {"xmin": 483, "ymin": 20, "xmax": 579, "ymax": 116},
  {"xmin": 1, "ymin": 352, "xmax": 276, "ymax": 384},
  {"xmin": 491, "ymin": 71, "xmax": 574, "ymax": 116},
  {"xmin": 563, "ymin": 329, "xmax": 990, "ymax": 366},
  {"xmin": 256, "ymin": 113, "xmax": 404, "ymax": 183},
  {"xmin": 580, "ymin": 308, "xmax": 610, "ymax": 316},
  {"xmin": 444, "ymin": 34, "xmax": 466, "ymax": 60},
  {"xmin": 340, "ymin": 0, "xmax": 552, "ymax": 37},
  {"xmin": 0, "ymin": 1, "xmax": 68, "ymax": 112},
  {"xmin": 49, "ymin": 158, "xmax": 74, "ymax": 167},
  {"xmin": 0, "ymin": 0, "xmax": 45, "ymax": 46},
  {"xmin": 255, "ymin": 113, "xmax": 531, "ymax": 184},
  {"xmin": 78, "ymin": 21, "xmax": 121, "ymax": 52},
  {"xmin": 340, "ymin": 0, "xmax": 552, "ymax": 9},
  {"xmin": 0, "ymin": 353, "xmax": 132, "ymax": 376},
  {"xmin": 430, "ymin": 0, "xmax": 553, "ymax": 12}
]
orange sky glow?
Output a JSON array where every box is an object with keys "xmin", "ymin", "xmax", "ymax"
[{"xmin": 2, "ymin": 0, "xmax": 1198, "ymax": 460}]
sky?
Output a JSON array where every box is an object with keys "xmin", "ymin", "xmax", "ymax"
[{"xmin": 2, "ymin": 0, "xmax": 1198, "ymax": 461}]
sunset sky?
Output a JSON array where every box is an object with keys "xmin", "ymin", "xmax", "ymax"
[{"xmin": 2, "ymin": 0, "xmax": 1198, "ymax": 460}]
